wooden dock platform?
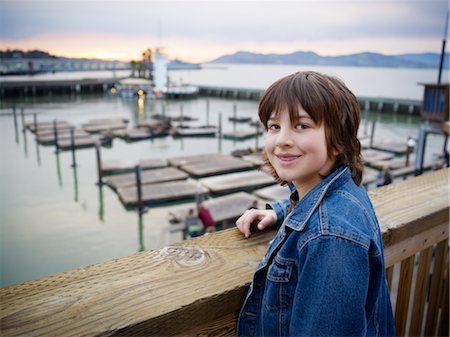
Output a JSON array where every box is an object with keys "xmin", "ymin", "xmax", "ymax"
[
  {"xmin": 223, "ymin": 129, "xmax": 263, "ymax": 140},
  {"xmin": 57, "ymin": 136, "xmax": 112, "ymax": 151},
  {"xmin": 371, "ymin": 140, "xmax": 408, "ymax": 155},
  {"xmin": 117, "ymin": 180, "xmax": 206, "ymax": 206},
  {"xmin": 26, "ymin": 121, "xmax": 73, "ymax": 133},
  {"xmin": 101, "ymin": 158, "xmax": 168, "ymax": 175},
  {"xmin": 36, "ymin": 129, "xmax": 92, "ymax": 145},
  {"xmin": 82, "ymin": 122, "xmax": 128, "ymax": 133},
  {"xmin": 228, "ymin": 116, "xmax": 252, "ymax": 123},
  {"xmin": 168, "ymin": 192, "xmax": 260, "ymax": 224},
  {"xmin": 362, "ymin": 149, "xmax": 395, "ymax": 165},
  {"xmin": 253, "ymin": 184, "xmax": 291, "ymax": 201},
  {"xmin": 172, "ymin": 127, "xmax": 217, "ymax": 137},
  {"xmin": 241, "ymin": 152, "xmax": 264, "ymax": 166},
  {"xmin": 168, "ymin": 153, "xmax": 227, "ymax": 167},
  {"xmin": 105, "ymin": 167, "xmax": 188, "ymax": 190},
  {"xmin": 199, "ymin": 170, "xmax": 275, "ymax": 194},
  {"xmin": 179, "ymin": 156, "xmax": 255, "ymax": 178}
]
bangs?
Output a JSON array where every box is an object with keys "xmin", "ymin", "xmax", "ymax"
[{"xmin": 258, "ymin": 72, "xmax": 325, "ymax": 128}]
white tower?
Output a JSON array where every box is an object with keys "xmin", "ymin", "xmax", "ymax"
[{"xmin": 153, "ymin": 51, "xmax": 167, "ymax": 92}]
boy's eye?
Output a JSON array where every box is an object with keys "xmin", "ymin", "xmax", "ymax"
[
  {"xmin": 268, "ymin": 123, "xmax": 280, "ymax": 130},
  {"xmin": 296, "ymin": 123, "xmax": 310, "ymax": 130}
]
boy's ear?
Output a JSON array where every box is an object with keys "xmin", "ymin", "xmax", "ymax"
[{"xmin": 331, "ymin": 147, "xmax": 340, "ymax": 157}]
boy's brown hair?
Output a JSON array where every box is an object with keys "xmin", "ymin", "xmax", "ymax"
[{"xmin": 259, "ymin": 71, "xmax": 364, "ymax": 185}]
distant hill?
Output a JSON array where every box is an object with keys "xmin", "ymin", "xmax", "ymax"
[
  {"xmin": 209, "ymin": 50, "xmax": 449, "ymax": 69},
  {"xmin": 0, "ymin": 49, "xmax": 58, "ymax": 60}
]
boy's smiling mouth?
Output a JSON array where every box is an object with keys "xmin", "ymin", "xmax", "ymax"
[{"xmin": 276, "ymin": 153, "xmax": 302, "ymax": 162}]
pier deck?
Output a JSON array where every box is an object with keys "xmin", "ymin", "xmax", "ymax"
[
  {"xmin": 199, "ymin": 170, "xmax": 275, "ymax": 194},
  {"xmin": 172, "ymin": 127, "xmax": 217, "ymax": 137},
  {"xmin": 180, "ymin": 156, "xmax": 255, "ymax": 178},
  {"xmin": 168, "ymin": 153, "xmax": 230, "ymax": 167},
  {"xmin": 168, "ymin": 192, "xmax": 260, "ymax": 225},
  {"xmin": 117, "ymin": 180, "xmax": 205, "ymax": 206},
  {"xmin": 26, "ymin": 121, "xmax": 73, "ymax": 133},
  {"xmin": 101, "ymin": 158, "xmax": 168, "ymax": 175},
  {"xmin": 253, "ymin": 184, "xmax": 291, "ymax": 201},
  {"xmin": 105, "ymin": 167, "xmax": 188, "ymax": 190},
  {"xmin": 57, "ymin": 136, "xmax": 111, "ymax": 150},
  {"xmin": 223, "ymin": 129, "xmax": 263, "ymax": 140},
  {"xmin": 371, "ymin": 140, "xmax": 409, "ymax": 155},
  {"xmin": 362, "ymin": 149, "xmax": 395, "ymax": 164}
]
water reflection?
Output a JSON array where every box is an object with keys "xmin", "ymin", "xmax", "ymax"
[{"xmin": 22, "ymin": 125, "xmax": 28, "ymax": 157}]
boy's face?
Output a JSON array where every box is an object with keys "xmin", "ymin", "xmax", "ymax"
[{"xmin": 265, "ymin": 106, "xmax": 337, "ymax": 193}]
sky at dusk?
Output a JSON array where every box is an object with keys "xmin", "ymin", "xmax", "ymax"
[{"xmin": 0, "ymin": 0, "xmax": 448, "ymax": 63}]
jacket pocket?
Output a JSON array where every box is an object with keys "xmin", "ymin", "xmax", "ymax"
[{"xmin": 264, "ymin": 256, "xmax": 294, "ymax": 310}]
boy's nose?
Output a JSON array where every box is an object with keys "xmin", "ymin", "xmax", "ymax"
[{"xmin": 275, "ymin": 128, "xmax": 294, "ymax": 147}]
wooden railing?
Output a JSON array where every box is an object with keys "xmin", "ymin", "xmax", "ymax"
[{"xmin": 1, "ymin": 168, "xmax": 448, "ymax": 337}]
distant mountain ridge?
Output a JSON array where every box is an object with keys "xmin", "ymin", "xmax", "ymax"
[{"xmin": 209, "ymin": 51, "xmax": 449, "ymax": 69}]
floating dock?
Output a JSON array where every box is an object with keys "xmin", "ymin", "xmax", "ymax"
[
  {"xmin": 253, "ymin": 184, "xmax": 291, "ymax": 201},
  {"xmin": 57, "ymin": 136, "xmax": 111, "ymax": 151},
  {"xmin": 371, "ymin": 140, "xmax": 409, "ymax": 155},
  {"xmin": 82, "ymin": 122, "xmax": 128, "ymax": 133},
  {"xmin": 168, "ymin": 192, "xmax": 260, "ymax": 224},
  {"xmin": 199, "ymin": 170, "xmax": 275, "ymax": 194},
  {"xmin": 105, "ymin": 167, "xmax": 188, "ymax": 190},
  {"xmin": 179, "ymin": 155, "xmax": 255, "ymax": 178},
  {"xmin": 362, "ymin": 149, "xmax": 395, "ymax": 165},
  {"xmin": 223, "ymin": 129, "xmax": 263, "ymax": 140},
  {"xmin": 26, "ymin": 121, "xmax": 73, "ymax": 133},
  {"xmin": 168, "ymin": 153, "xmax": 227, "ymax": 167},
  {"xmin": 117, "ymin": 180, "xmax": 205, "ymax": 206},
  {"xmin": 101, "ymin": 158, "xmax": 168, "ymax": 175},
  {"xmin": 36, "ymin": 129, "xmax": 92, "ymax": 145},
  {"xmin": 172, "ymin": 127, "xmax": 217, "ymax": 137}
]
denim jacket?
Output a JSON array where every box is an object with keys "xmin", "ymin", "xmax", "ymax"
[{"xmin": 237, "ymin": 166, "xmax": 395, "ymax": 336}]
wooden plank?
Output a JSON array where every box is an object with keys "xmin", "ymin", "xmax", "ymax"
[
  {"xmin": 57, "ymin": 136, "xmax": 111, "ymax": 151},
  {"xmin": 117, "ymin": 180, "xmax": 205, "ymax": 206},
  {"xmin": 362, "ymin": 149, "xmax": 395, "ymax": 164},
  {"xmin": 82, "ymin": 123, "xmax": 128, "ymax": 133},
  {"xmin": 372, "ymin": 140, "xmax": 408, "ymax": 155},
  {"xmin": 408, "ymin": 247, "xmax": 432, "ymax": 336},
  {"xmin": 172, "ymin": 127, "xmax": 217, "ymax": 137},
  {"xmin": 253, "ymin": 184, "xmax": 291, "ymax": 201},
  {"xmin": 168, "ymin": 192, "xmax": 260, "ymax": 224},
  {"xmin": 199, "ymin": 170, "xmax": 275, "ymax": 194},
  {"xmin": 180, "ymin": 156, "xmax": 254, "ymax": 178},
  {"xmin": 394, "ymin": 255, "xmax": 415, "ymax": 337},
  {"xmin": 386, "ymin": 266, "xmax": 394, "ymax": 291},
  {"xmin": 87, "ymin": 117, "xmax": 128, "ymax": 125},
  {"xmin": 437, "ymin": 265, "xmax": 449, "ymax": 337},
  {"xmin": 0, "ymin": 168, "xmax": 448, "ymax": 337},
  {"xmin": 424, "ymin": 239, "xmax": 448, "ymax": 336},
  {"xmin": 241, "ymin": 152, "xmax": 264, "ymax": 166},
  {"xmin": 26, "ymin": 121, "xmax": 72, "ymax": 133},
  {"xmin": 105, "ymin": 167, "xmax": 188, "ymax": 190},
  {"xmin": 223, "ymin": 129, "xmax": 263, "ymax": 140},
  {"xmin": 36, "ymin": 130, "xmax": 91, "ymax": 146},
  {"xmin": 101, "ymin": 159, "xmax": 168, "ymax": 175},
  {"xmin": 168, "ymin": 153, "xmax": 226, "ymax": 167}
]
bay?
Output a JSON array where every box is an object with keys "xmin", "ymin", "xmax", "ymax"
[{"xmin": 0, "ymin": 64, "xmax": 448, "ymax": 287}]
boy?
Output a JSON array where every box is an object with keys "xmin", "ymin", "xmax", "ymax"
[{"xmin": 236, "ymin": 71, "xmax": 394, "ymax": 336}]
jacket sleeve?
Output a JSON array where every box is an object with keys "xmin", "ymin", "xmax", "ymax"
[
  {"xmin": 266, "ymin": 198, "xmax": 290, "ymax": 227},
  {"xmin": 290, "ymin": 235, "xmax": 370, "ymax": 336}
]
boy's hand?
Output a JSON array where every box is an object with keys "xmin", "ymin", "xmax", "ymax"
[{"xmin": 235, "ymin": 209, "xmax": 277, "ymax": 238}]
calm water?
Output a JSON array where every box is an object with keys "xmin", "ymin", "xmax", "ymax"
[{"xmin": 1, "ymin": 65, "xmax": 448, "ymax": 287}]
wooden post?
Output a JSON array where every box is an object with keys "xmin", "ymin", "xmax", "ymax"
[
  {"xmin": 255, "ymin": 122, "xmax": 260, "ymax": 150},
  {"xmin": 12, "ymin": 105, "xmax": 19, "ymax": 144},
  {"xmin": 369, "ymin": 120, "xmax": 376, "ymax": 148},
  {"xmin": 33, "ymin": 113, "xmax": 38, "ymax": 136},
  {"xmin": 20, "ymin": 106, "xmax": 25, "ymax": 132},
  {"xmin": 95, "ymin": 142, "xmax": 103, "ymax": 186},
  {"xmin": 206, "ymin": 99, "xmax": 210, "ymax": 126},
  {"xmin": 53, "ymin": 119, "xmax": 59, "ymax": 153},
  {"xmin": 135, "ymin": 165, "xmax": 143, "ymax": 212},
  {"xmin": 70, "ymin": 127, "xmax": 77, "ymax": 168},
  {"xmin": 180, "ymin": 104, "xmax": 184, "ymax": 128},
  {"xmin": 218, "ymin": 112, "xmax": 222, "ymax": 153}
]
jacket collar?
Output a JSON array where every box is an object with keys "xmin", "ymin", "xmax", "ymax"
[{"xmin": 285, "ymin": 166, "xmax": 351, "ymax": 231}]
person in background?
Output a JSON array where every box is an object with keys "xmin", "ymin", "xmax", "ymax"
[
  {"xmin": 198, "ymin": 203, "xmax": 216, "ymax": 233},
  {"xmin": 184, "ymin": 208, "xmax": 203, "ymax": 238},
  {"xmin": 235, "ymin": 71, "xmax": 394, "ymax": 336},
  {"xmin": 376, "ymin": 164, "xmax": 393, "ymax": 187}
]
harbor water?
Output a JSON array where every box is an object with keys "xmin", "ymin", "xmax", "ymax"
[{"xmin": 1, "ymin": 64, "xmax": 448, "ymax": 287}]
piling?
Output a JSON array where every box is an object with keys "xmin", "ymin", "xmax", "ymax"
[
  {"xmin": 370, "ymin": 120, "xmax": 376, "ymax": 148},
  {"xmin": 20, "ymin": 106, "xmax": 25, "ymax": 132},
  {"xmin": 206, "ymin": 99, "xmax": 210, "ymax": 125},
  {"xmin": 95, "ymin": 142, "xmax": 103, "ymax": 185},
  {"xmin": 12, "ymin": 105, "xmax": 19, "ymax": 143},
  {"xmin": 218, "ymin": 112, "xmax": 222, "ymax": 153},
  {"xmin": 33, "ymin": 113, "xmax": 38, "ymax": 136},
  {"xmin": 70, "ymin": 127, "xmax": 77, "ymax": 168},
  {"xmin": 255, "ymin": 122, "xmax": 260, "ymax": 150},
  {"xmin": 53, "ymin": 119, "xmax": 60, "ymax": 153},
  {"xmin": 135, "ymin": 165, "xmax": 143, "ymax": 212}
]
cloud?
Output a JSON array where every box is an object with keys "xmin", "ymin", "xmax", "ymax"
[{"xmin": 1, "ymin": 0, "xmax": 448, "ymax": 62}]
